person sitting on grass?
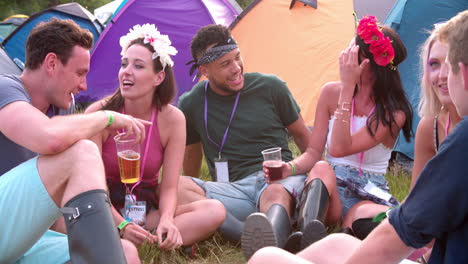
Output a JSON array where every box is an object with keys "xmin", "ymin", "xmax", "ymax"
[
  {"xmin": 265, "ymin": 16, "xmax": 413, "ymax": 253},
  {"xmin": 0, "ymin": 18, "xmax": 143, "ymax": 263},
  {"xmin": 84, "ymin": 24, "xmax": 226, "ymax": 251},
  {"xmin": 178, "ymin": 24, "xmax": 311, "ymax": 260},
  {"xmin": 341, "ymin": 23, "xmax": 461, "ymax": 253},
  {"xmin": 249, "ymin": 9, "xmax": 468, "ymax": 264}
]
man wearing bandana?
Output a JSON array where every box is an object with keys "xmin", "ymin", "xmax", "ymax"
[{"xmin": 178, "ymin": 24, "xmax": 311, "ymax": 260}]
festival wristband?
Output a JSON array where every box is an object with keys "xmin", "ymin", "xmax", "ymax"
[
  {"xmin": 106, "ymin": 111, "xmax": 114, "ymax": 127},
  {"xmin": 288, "ymin": 161, "xmax": 296, "ymax": 175},
  {"xmin": 118, "ymin": 220, "xmax": 134, "ymax": 237},
  {"xmin": 118, "ymin": 219, "xmax": 130, "ymax": 230}
]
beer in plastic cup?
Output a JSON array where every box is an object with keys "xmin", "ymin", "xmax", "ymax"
[
  {"xmin": 261, "ymin": 147, "xmax": 283, "ymax": 181},
  {"xmin": 114, "ymin": 133, "xmax": 141, "ymax": 184}
]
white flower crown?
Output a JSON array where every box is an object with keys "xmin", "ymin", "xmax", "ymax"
[{"xmin": 119, "ymin": 24, "xmax": 178, "ymax": 70}]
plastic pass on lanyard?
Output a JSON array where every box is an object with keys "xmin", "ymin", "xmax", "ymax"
[
  {"xmin": 214, "ymin": 157, "xmax": 229, "ymax": 182},
  {"xmin": 124, "ymin": 194, "xmax": 146, "ymax": 228}
]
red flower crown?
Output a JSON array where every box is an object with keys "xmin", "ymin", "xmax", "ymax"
[{"xmin": 357, "ymin": 16, "xmax": 395, "ymax": 68}]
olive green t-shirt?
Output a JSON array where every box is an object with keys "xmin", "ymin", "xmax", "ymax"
[{"xmin": 178, "ymin": 72, "xmax": 300, "ymax": 181}]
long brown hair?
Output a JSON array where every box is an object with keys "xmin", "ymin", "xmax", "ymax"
[
  {"xmin": 355, "ymin": 26, "xmax": 413, "ymax": 141},
  {"xmin": 102, "ymin": 38, "xmax": 177, "ymax": 112}
]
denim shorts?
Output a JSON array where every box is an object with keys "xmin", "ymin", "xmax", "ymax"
[
  {"xmin": 0, "ymin": 157, "xmax": 70, "ymax": 263},
  {"xmin": 332, "ymin": 164, "xmax": 394, "ymax": 217},
  {"xmin": 190, "ymin": 170, "xmax": 306, "ymax": 221}
]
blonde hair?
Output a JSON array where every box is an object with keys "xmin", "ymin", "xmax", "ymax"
[
  {"xmin": 439, "ymin": 10, "xmax": 468, "ymax": 73},
  {"xmin": 417, "ymin": 25, "xmax": 446, "ymax": 117}
]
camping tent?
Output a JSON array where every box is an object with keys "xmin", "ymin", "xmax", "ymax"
[
  {"xmin": 2, "ymin": 3, "xmax": 103, "ymax": 68},
  {"xmin": 0, "ymin": 15, "xmax": 28, "ymax": 42},
  {"xmin": 94, "ymin": 0, "xmax": 124, "ymax": 25},
  {"xmin": 229, "ymin": 0, "xmax": 355, "ymax": 126},
  {"xmin": 80, "ymin": 0, "xmax": 241, "ymax": 103},
  {"xmin": 385, "ymin": 0, "xmax": 468, "ymax": 159},
  {"xmin": 0, "ymin": 46, "xmax": 22, "ymax": 75},
  {"xmin": 353, "ymin": 0, "xmax": 397, "ymax": 22}
]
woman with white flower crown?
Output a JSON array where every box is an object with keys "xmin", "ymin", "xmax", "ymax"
[{"xmin": 85, "ymin": 24, "xmax": 226, "ymax": 250}]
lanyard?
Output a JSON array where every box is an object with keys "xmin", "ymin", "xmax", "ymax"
[
  {"xmin": 350, "ymin": 98, "xmax": 375, "ymax": 177},
  {"xmin": 204, "ymin": 81, "xmax": 240, "ymax": 157},
  {"xmin": 122, "ymin": 107, "xmax": 156, "ymax": 195}
]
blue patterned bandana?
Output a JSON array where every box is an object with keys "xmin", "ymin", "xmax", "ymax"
[{"xmin": 187, "ymin": 37, "xmax": 238, "ymax": 77}]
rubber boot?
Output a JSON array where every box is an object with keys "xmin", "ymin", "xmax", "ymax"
[
  {"xmin": 217, "ymin": 211, "xmax": 244, "ymax": 245},
  {"xmin": 352, "ymin": 218, "xmax": 380, "ymax": 240},
  {"xmin": 241, "ymin": 204, "xmax": 291, "ymax": 260},
  {"xmin": 61, "ymin": 190, "xmax": 126, "ymax": 264},
  {"xmin": 284, "ymin": 178, "xmax": 330, "ymax": 253}
]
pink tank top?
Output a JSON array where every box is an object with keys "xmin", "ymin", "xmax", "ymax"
[{"xmin": 102, "ymin": 109, "xmax": 164, "ymax": 210}]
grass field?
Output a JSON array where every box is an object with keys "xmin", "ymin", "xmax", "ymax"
[{"xmin": 138, "ymin": 142, "xmax": 412, "ymax": 264}]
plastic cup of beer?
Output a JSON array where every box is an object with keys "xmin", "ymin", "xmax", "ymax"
[
  {"xmin": 261, "ymin": 147, "xmax": 283, "ymax": 181},
  {"xmin": 114, "ymin": 133, "xmax": 141, "ymax": 184}
]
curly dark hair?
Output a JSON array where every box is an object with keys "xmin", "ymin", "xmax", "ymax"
[
  {"xmin": 355, "ymin": 25, "xmax": 413, "ymax": 141},
  {"xmin": 190, "ymin": 24, "xmax": 232, "ymax": 61},
  {"xmin": 25, "ymin": 18, "xmax": 93, "ymax": 70}
]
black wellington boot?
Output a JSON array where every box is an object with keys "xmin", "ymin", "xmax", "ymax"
[
  {"xmin": 241, "ymin": 203, "xmax": 292, "ymax": 260},
  {"xmin": 61, "ymin": 189, "xmax": 126, "ymax": 264},
  {"xmin": 217, "ymin": 211, "xmax": 244, "ymax": 245},
  {"xmin": 285, "ymin": 178, "xmax": 330, "ymax": 252},
  {"xmin": 352, "ymin": 217, "xmax": 381, "ymax": 240}
]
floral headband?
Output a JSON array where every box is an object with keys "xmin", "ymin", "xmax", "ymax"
[
  {"xmin": 120, "ymin": 24, "xmax": 178, "ymax": 70},
  {"xmin": 357, "ymin": 16, "xmax": 395, "ymax": 69}
]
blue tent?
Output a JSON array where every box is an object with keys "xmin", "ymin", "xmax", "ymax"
[
  {"xmin": 385, "ymin": 0, "xmax": 468, "ymax": 160},
  {"xmin": 0, "ymin": 15, "xmax": 28, "ymax": 42},
  {"xmin": 1, "ymin": 3, "xmax": 103, "ymax": 67}
]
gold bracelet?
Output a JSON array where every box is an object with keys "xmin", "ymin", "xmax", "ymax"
[
  {"xmin": 338, "ymin": 101, "xmax": 352, "ymax": 112},
  {"xmin": 334, "ymin": 110, "xmax": 350, "ymax": 118},
  {"xmin": 339, "ymin": 118, "xmax": 350, "ymax": 124},
  {"xmin": 334, "ymin": 110, "xmax": 350, "ymax": 124}
]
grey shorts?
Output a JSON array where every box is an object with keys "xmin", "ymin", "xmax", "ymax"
[{"xmin": 190, "ymin": 170, "xmax": 307, "ymax": 221}]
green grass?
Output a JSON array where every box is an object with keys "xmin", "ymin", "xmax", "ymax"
[{"xmin": 138, "ymin": 142, "xmax": 411, "ymax": 264}]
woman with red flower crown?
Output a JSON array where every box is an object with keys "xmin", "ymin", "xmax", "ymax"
[{"xmin": 260, "ymin": 16, "xmax": 413, "ymax": 254}]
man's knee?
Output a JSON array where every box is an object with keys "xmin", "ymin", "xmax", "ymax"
[
  {"xmin": 308, "ymin": 161, "xmax": 335, "ymax": 184},
  {"xmin": 262, "ymin": 183, "xmax": 293, "ymax": 204},
  {"xmin": 67, "ymin": 140, "xmax": 101, "ymax": 162},
  {"xmin": 311, "ymin": 161, "xmax": 333, "ymax": 176}
]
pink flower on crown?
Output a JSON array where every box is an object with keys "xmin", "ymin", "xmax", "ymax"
[{"xmin": 120, "ymin": 24, "xmax": 178, "ymax": 70}]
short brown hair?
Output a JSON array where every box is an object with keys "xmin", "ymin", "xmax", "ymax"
[
  {"xmin": 439, "ymin": 10, "xmax": 468, "ymax": 73},
  {"xmin": 25, "ymin": 18, "xmax": 93, "ymax": 70}
]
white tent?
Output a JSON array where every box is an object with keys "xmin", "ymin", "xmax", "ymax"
[{"xmin": 94, "ymin": 0, "xmax": 124, "ymax": 24}]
